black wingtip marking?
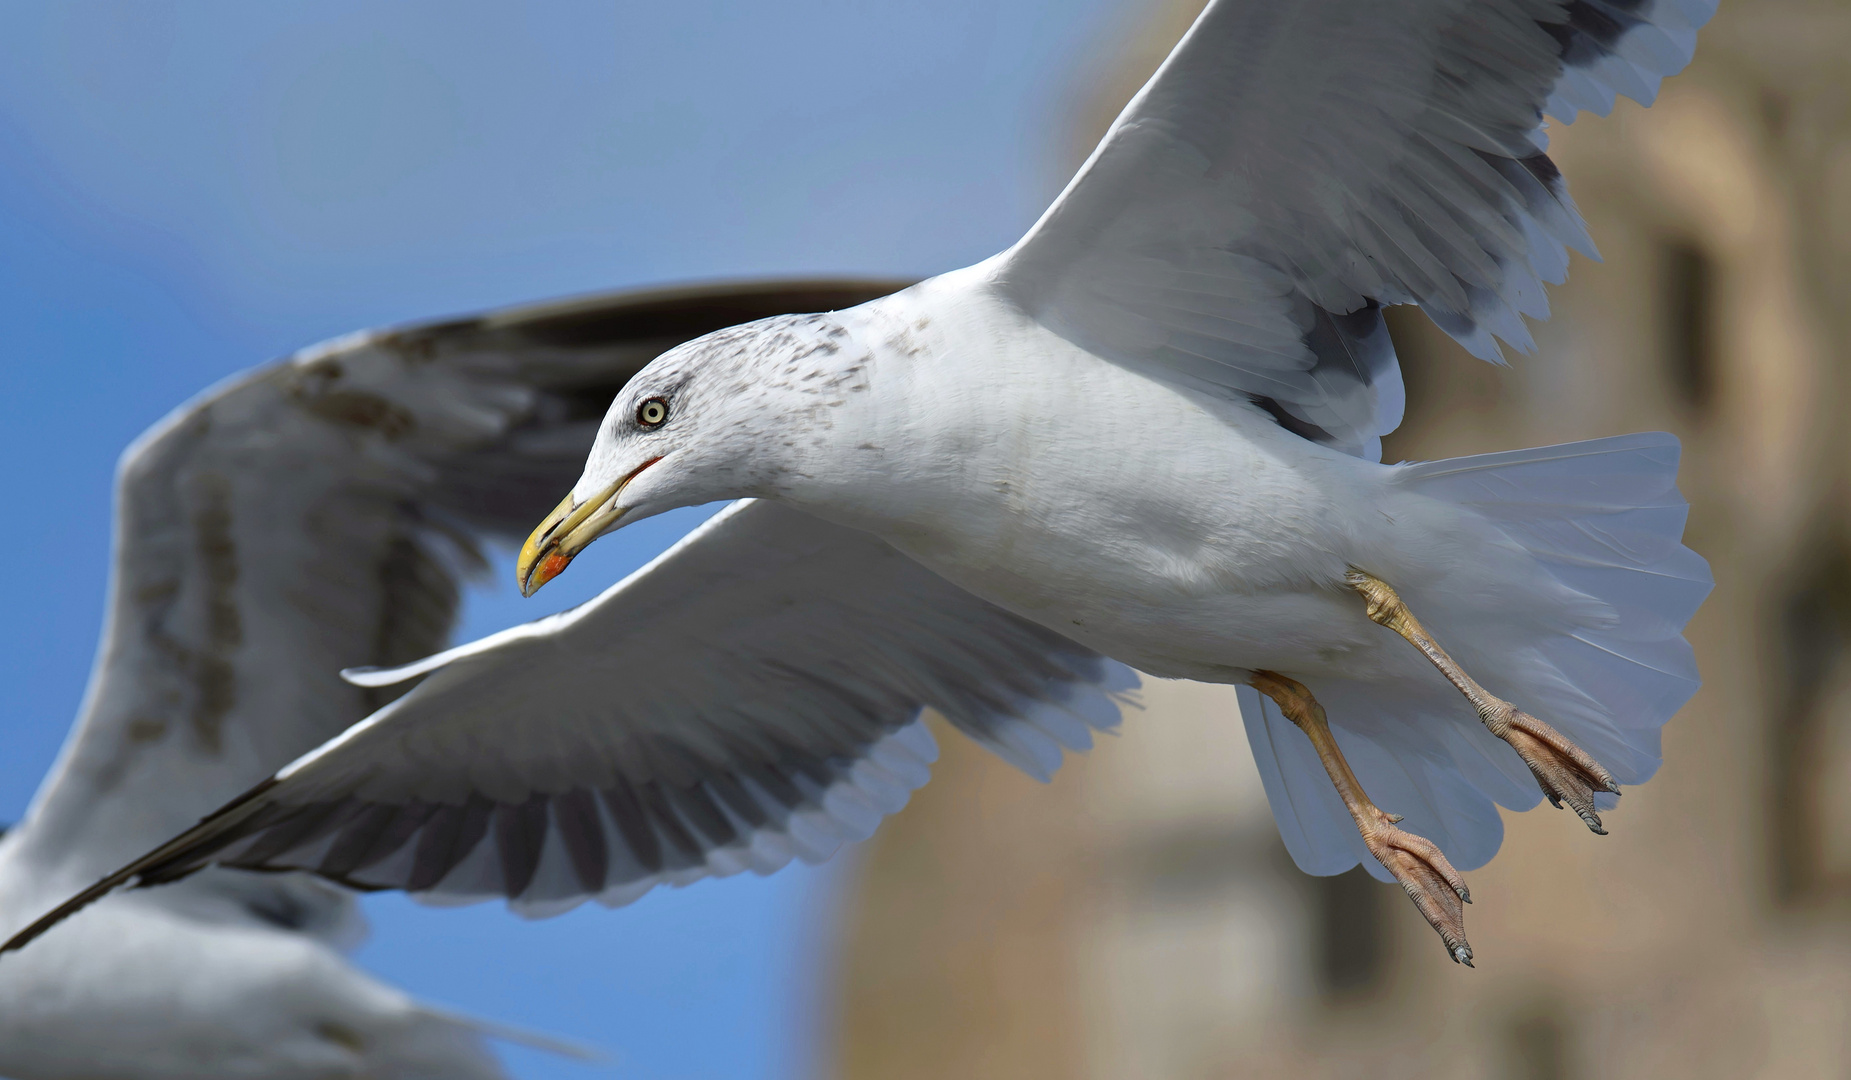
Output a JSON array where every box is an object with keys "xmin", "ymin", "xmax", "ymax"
[
  {"xmin": 0, "ymin": 871, "xmax": 137, "ymax": 958},
  {"xmin": 1476, "ymin": 149, "xmax": 1568, "ymax": 214},
  {"xmin": 7, "ymin": 869, "xmax": 141, "ymax": 953},
  {"xmin": 1517, "ymin": 152, "xmax": 1563, "ymax": 190},
  {"xmin": 1540, "ymin": 0, "xmax": 1648, "ymax": 71}
]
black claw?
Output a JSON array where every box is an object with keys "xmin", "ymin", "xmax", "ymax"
[
  {"xmin": 1545, "ymin": 791, "xmax": 1563, "ymax": 809},
  {"xmin": 1452, "ymin": 943, "xmax": 1475, "ymax": 966},
  {"xmin": 1605, "ymin": 779, "xmax": 1623, "ymax": 795}
]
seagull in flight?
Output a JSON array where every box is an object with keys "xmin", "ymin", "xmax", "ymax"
[
  {"xmin": 0, "ymin": 279, "xmax": 901, "ymax": 1078},
  {"xmin": 6, "ymin": 0, "xmax": 1715, "ymax": 968}
]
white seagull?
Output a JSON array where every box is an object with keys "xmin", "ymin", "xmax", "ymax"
[
  {"xmin": 7, "ymin": 0, "xmax": 1715, "ymax": 968},
  {"xmin": 0, "ymin": 279, "xmax": 901, "ymax": 1078}
]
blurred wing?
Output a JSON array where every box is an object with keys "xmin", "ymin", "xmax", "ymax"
[
  {"xmin": 13, "ymin": 279, "xmax": 909, "ymax": 883},
  {"xmin": 5, "ymin": 500, "xmax": 1135, "ymax": 944},
  {"xmin": 995, "ymin": 0, "xmax": 1713, "ymax": 457}
]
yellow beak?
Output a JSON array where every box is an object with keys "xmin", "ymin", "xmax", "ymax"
[{"xmin": 516, "ymin": 476, "xmax": 630, "ymax": 596}]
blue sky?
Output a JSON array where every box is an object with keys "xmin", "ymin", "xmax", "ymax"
[{"xmin": 0, "ymin": 2, "xmax": 1134, "ymax": 1076}]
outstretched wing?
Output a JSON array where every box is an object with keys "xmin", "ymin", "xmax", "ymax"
[
  {"xmin": 10, "ymin": 279, "xmax": 909, "ymax": 885},
  {"xmin": 3, "ymin": 500, "xmax": 1135, "ymax": 948},
  {"xmin": 995, "ymin": 0, "xmax": 1713, "ymax": 457}
]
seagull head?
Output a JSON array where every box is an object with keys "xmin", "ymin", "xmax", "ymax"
[{"xmin": 517, "ymin": 314, "xmax": 859, "ymax": 595}]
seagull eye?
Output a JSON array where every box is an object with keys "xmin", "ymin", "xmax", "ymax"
[{"xmin": 635, "ymin": 397, "xmax": 669, "ymax": 429}]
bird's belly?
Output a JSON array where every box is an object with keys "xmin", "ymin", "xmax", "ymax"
[
  {"xmin": 895, "ymin": 529, "xmax": 1396, "ymax": 684},
  {"xmin": 867, "ymin": 438, "xmax": 1405, "ymax": 685}
]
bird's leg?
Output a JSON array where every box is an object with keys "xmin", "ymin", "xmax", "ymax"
[
  {"xmin": 1249, "ymin": 669, "xmax": 1474, "ymax": 966},
  {"xmin": 1344, "ymin": 568, "xmax": 1620, "ymax": 834}
]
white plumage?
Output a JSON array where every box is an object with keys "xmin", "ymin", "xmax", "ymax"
[
  {"xmin": 0, "ymin": 280, "xmax": 901, "ymax": 1076},
  {"xmin": 7, "ymin": 0, "xmax": 1717, "ymax": 967}
]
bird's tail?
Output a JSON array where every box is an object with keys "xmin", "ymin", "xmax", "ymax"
[{"xmin": 1239, "ymin": 432, "xmax": 1712, "ymax": 880}]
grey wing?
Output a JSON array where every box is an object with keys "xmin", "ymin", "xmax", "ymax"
[
  {"xmin": 10, "ymin": 279, "xmax": 910, "ymax": 883},
  {"xmin": 995, "ymin": 0, "xmax": 1713, "ymax": 458},
  {"xmin": 3, "ymin": 501, "xmax": 1135, "ymax": 940}
]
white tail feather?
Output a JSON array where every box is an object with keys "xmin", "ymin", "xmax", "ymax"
[{"xmin": 1242, "ymin": 433, "xmax": 1711, "ymax": 881}]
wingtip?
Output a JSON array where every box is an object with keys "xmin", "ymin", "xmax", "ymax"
[
  {"xmin": 1, "ymin": 774, "xmax": 295, "ymax": 960},
  {"xmin": 0, "ymin": 873, "xmax": 138, "ymax": 959}
]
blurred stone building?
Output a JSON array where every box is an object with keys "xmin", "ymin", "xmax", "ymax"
[{"xmin": 830, "ymin": 2, "xmax": 1851, "ymax": 1077}]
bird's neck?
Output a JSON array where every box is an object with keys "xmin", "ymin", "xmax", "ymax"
[
  {"xmin": 744, "ymin": 309, "xmax": 901, "ymax": 518},
  {"xmin": 753, "ymin": 285, "xmax": 1001, "ymax": 544}
]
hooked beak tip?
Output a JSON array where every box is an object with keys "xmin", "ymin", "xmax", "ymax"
[
  {"xmin": 517, "ymin": 490, "xmax": 582, "ymax": 597},
  {"xmin": 515, "ymin": 465, "xmax": 647, "ymax": 597},
  {"xmin": 519, "ymin": 549, "xmax": 574, "ymax": 597}
]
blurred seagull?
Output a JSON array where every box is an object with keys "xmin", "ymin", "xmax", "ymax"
[
  {"xmin": 0, "ymin": 279, "xmax": 902, "ymax": 1079},
  {"xmin": 7, "ymin": 0, "xmax": 1716, "ymax": 969}
]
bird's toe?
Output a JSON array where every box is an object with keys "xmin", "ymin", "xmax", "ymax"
[
  {"xmin": 1364, "ymin": 814, "xmax": 1474, "ymax": 965},
  {"xmin": 1499, "ymin": 712, "xmax": 1618, "ymax": 835}
]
